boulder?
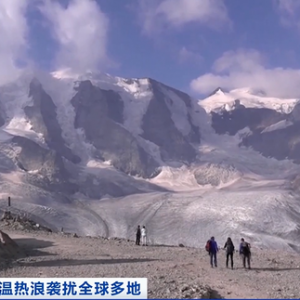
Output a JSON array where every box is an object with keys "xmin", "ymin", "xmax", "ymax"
[
  {"xmin": 0, "ymin": 230, "xmax": 24, "ymax": 259},
  {"xmin": 180, "ymin": 283, "xmax": 223, "ymax": 299}
]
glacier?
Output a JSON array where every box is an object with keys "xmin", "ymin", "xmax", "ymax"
[{"xmin": 0, "ymin": 69, "xmax": 299, "ymax": 253}]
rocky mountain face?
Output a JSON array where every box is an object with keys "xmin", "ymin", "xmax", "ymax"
[
  {"xmin": 1, "ymin": 71, "xmax": 300, "ymax": 204},
  {"xmin": 140, "ymin": 80, "xmax": 199, "ymax": 163},
  {"xmin": 71, "ymin": 80, "xmax": 159, "ymax": 178},
  {"xmin": 205, "ymin": 94, "xmax": 300, "ymax": 164},
  {"xmin": 26, "ymin": 79, "xmax": 81, "ymax": 164},
  {"xmin": 211, "ymin": 100, "xmax": 285, "ymax": 135},
  {"xmin": 2, "ymin": 73, "xmax": 300, "ymax": 249},
  {"xmin": 0, "ymin": 72, "xmax": 202, "ymax": 200}
]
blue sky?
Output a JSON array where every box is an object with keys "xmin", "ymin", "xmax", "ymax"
[{"xmin": 1, "ymin": 0, "xmax": 300, "ymax": 98}]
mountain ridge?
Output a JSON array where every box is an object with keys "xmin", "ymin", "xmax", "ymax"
[{"xmin": 0, "ymin": 69, "xmax": 300, "ymax": 251}]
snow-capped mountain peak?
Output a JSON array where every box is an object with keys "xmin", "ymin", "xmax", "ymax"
[
  {"xmin": 1, "ymin": 69, "xmax": 300, "ymax": 251},
  {"xmin": 51, "ymin": 68, "xmax": 119, "ymax": 85},
  {"xmin": 199, "ymin": 86, "xmax": 299, "ymax": 114},
  {"xmin": 51, "ymin": 68, "xmax": 78, "ymax": 79},
  {"xmin": 208, "ymin": 87, "xmax": 226, "ymax": 97}
]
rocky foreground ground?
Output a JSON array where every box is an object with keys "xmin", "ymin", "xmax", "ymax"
[{"xmin": 0, "ymin": 220, "xmax": 299, "ymax": 299}]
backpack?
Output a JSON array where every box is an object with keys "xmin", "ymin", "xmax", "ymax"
[
  {"xmin": 205, "ymin": 240, "xmax": 211, "ymax": 252},
  {"xmin": 242, "ymin": 242, "xmax": 250, "ymax": 255},
  {"xmin": 227, "ymin": 241, "xmax": 235, "ymax": 253}
]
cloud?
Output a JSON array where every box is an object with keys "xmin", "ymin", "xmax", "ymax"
[
  {"xmin": 40, "ymin": 0, "xmax": 111, "ymax": 74},
  {"xmin": 137, "ymin": 0, "xmax": 231, "ymax": 35},
  {"xmin": 190, "ymin": 49, "xmax": 300, "ymax": 98},
  {"xmin": 274, "ymin": 0, "xmax": 300, "ymax": 30},
  {"xmin": 0, "ymin": 0, "xmax": 29, "ymax": 84},
  {"xmin": 178, "ymin": 47, "xmax": 202, "ymax": 64}
]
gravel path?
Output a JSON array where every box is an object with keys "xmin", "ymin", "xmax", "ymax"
[{"xmin": 1, "ymin": 230, "xmax": 300, "ymax": 299}]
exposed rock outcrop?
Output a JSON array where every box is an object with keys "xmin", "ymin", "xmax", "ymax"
[
  {"xmin": 0, "ymin": 230, "xmax": 24, "ymax": 259},
  {"xmin": 211, "ymin": 105, "xmax": 285, "ymax": 135},
  {"xmin": 0, "ymin": 211, "xmax": 52, "ymax": 233},
  {"xmin": 141, "ymin": 80, "xmax": 197, "ymax": 163},
  {"xmin": 9, "ymin": 136, "xmax": 77, "ymax": 194},
  {"xmin": 241, "ymin": 122, "xmax": 300, "ymax": 163},
  {"xmin": 25, "ymin": 79, "xmax": 81, "ymax": 164},
  {"xmin": 71, "ymin": 80, "xmax": 159, "ymax": 178},
  {"xmin": 210, "ymin": 103, "xmax": 300, "ymax": 163}
]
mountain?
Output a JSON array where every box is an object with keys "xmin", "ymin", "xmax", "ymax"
[
  {"xmin": 201, "ymin": 88, "xmax": 300, "ymax": 163},
  {"xmin": 0, "ymin": 70, "xmax": 300, "ymax": 251}
]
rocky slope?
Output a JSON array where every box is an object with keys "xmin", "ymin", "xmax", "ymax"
[
  {"xmin": 201, "ymin": 88, "xmax": 300, "ymax": 163},
  {"xmin": 0, "ymin": 71, "xmax": 203, "ymax": 196}
]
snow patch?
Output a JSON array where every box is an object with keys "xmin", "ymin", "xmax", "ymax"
[
  {"xmin": 37, "ymin": 74, "xmax": 87, "ymax": 159},
  {"xmin": 86, "ymin": 159, "xmax": 112, "ymax": 169},
  {"xmin": 4, "ymin": 117, "xmax": 45, "ymax": 144},
  {"xmin": 200, "ymin": 87, "xmax": 299, "ymax": 114},
  {"xmin": 52, "ymin": 71, "xmax": 154, "ymax": 137},
  {"xmin": 262, "ymin": 120, "xmax": 293, "ymax": 133},
  {"xmin": 117, "ymin": 79, "xmax": 153, "ymax": 135},
  {"xmin": 150, "ymin": 165, "xmax": 201, "ymax": 191},
  {"xmin": 0, "ymin": 76, "xmax": 47, "ymax": 144}
]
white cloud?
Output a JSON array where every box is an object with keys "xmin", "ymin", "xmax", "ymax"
[
  {"xmin": 275, "ymin": 0, "xmax": 300, "ymax": 30},
  {"xmin": 40, "ymin": 0, "xmax": 110, "ymax": 74},
  {"xmin": 190, "ymin": 49, "xmax": 300, "ymax": 98},
  {"xmin": 0, "ymin": 0, "xmax": 29, "ymax": 84},
  {"xmin": 137, "ymin": 0, "xmax": 231, "ymax": 35},
  {"xmin": 178, "ymin": 47, "xmax": 202, "ymax": 64},
  {"xmin": 212, "ymin": 49, "xmax": 264, "ymax": 73}
]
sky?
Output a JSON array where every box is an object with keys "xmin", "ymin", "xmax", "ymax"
[{"xmin": 1, "ymin": 0, "xmax": 300, "ymax": 98}]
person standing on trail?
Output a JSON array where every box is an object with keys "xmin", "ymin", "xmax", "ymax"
[
  {"xmin": 239, "ymin": 238, "xmax": 251, "ymax": 269},
  {"xmin": 208, "ymin": 236, "xmax": 218, "ymax": 268},
  {"xmin": 224, "ymin": 237, "xmax": 235, "ymax": 269},
  {"xmin": 141, "ymin": 225, "xmax": 147, "ymax": 246},
  {"xmin": 136, "ymin": 225, "xmax": 141, "ymax": 245}
]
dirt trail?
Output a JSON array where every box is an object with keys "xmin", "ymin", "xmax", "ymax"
[{"xmin": 1, "ymin": 230, "xmax": 300, "ymax": 298}]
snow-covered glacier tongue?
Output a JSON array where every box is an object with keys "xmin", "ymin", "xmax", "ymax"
[{"xmin": 0, "ymin": 71, "xmax": 300, "ymax": 252}]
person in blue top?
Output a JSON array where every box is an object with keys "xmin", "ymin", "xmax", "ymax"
[{"xmin": 208, "ymin": 236, "xmax": 219, "ymax": 268}]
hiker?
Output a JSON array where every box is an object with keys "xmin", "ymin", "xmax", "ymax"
[
  {"xmin": 206, "ymin": 236, "xmax": 218, "ymax": 267},
  {"xmin": 141, "ymin": 225, "xmax": 147, "ymax": 246},
  {"xmin": 136, "ymin": 225, "xmax": 141, "ymax": 245},
  {"xmin": 224, "ymin": 237, "xmax": 235, "ymax": 269},
  {"xmin": 239, "ymin": 238, "xmax": 251, "ymax": 269}
]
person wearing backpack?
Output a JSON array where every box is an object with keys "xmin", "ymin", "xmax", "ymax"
[
  {"xmin": 224, "ymin": 237, "xmax": 235, "ymax": 269},
  {"xmin": 239, "ymin": 238, "xmax": 251, "ymax": 269},
  {"xmin": 206, "ymin": 236, "xmax": 218, "ymax": 267},
  {"xmin": 136, "ymin": 225, "xmax": 141, "ymax": 245}
]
